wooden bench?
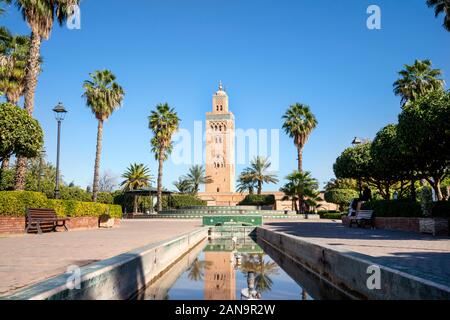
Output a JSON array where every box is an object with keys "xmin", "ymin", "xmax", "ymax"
[
  {"xmin": 25, "ymin": 208, "xmax": 70, "ymax": 234},
  {"xmin": 348, "ymin": 210, "xmax": 375, "ymax": 229}
]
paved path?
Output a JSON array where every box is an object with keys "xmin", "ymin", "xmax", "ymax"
[
  {"xmin": 264, "ymin": 221, "xmax": 450, "ymax": 287},
  {"xmin": 0, "ymin": 220, "xmax": 202, "ymax": 296}
]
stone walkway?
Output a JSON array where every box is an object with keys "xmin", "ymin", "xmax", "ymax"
[
  {"xmin": 264, "ymin": 221, "xmax": 450, "ymax": 287},
  {"xmin": 0, "ymin": 219, "xmax": 202, "ymax": 297}
]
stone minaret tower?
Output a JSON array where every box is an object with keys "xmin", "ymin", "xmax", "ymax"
[{"xmin": 205, "ymin": 82, "xmax": 235, "ymax": 193}]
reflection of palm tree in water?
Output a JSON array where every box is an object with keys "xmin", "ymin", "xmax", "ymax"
[
  {"xmin": 241, "ymin": 254, "xmax": 279, "ymax": 297},
  {"xmin": 187, "ymin": 258, "xmax": 212, "ymax": 281}
]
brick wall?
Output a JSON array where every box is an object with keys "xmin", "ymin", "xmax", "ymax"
[
  {"xmin": 342, "ymin": 216, "xmax": 420, "ymax": 233},
  {"xmin": 0, "ymin": 217, "xmax": 121, "ymax": 235}
]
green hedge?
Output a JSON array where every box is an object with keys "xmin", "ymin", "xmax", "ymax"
[
  {"xmin": 362, "ymin": 200, "xmax": 422, "ymax": 217},
  {"xmin": 432, "ymin": 201, "xmax": 450, "ymax": 218},
  {"xmin": 239, "ymin": 194, "xmax": 275, "ymax": 206},
  {"xmin": 162, "ymin": 194, "xmax": 206, "ymax": 209},
  {"xmin": 319, "ymin": 212, "xmax": 344, "ymax": 220},
  {"xmin": 0, "ymin": 191, "xmax": 122, "ymax": 218}
]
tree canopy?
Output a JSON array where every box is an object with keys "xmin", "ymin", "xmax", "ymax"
[{"xmin": 0, "ymin": 102, "xmax": 43, "ymax": 162}]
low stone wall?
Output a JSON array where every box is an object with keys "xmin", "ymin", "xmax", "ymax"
[
  {"xmin": 0, "ymin": 217, "xmax": 121, "ymax": 235},
  {"xmin": 342, "ymin": 216, "xmax": 448, "ymax": 235},
  {"xmin": 5, "ymin": 227, "xmax": 208, "ymax": 300},
  {"xmin": 257, "ymin": 227, "xmax": 450, "ymax": 300},
  {"xmin": 374, "ymin": 217, "xmax": 420, "ymax": 233}
]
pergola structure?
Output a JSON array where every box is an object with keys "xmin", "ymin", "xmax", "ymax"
[{"xmin": 124, "ymin": 187, "xmax": 174, "ymax": 214}]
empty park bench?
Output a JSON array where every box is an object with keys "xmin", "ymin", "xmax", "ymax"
[
  {"xmin": 25, "ymin": 208, "xmax": 70, "ymax": 234},
  {"xmin": 348, "ymin": 210, "xmax": 375, "ymax": 229}
]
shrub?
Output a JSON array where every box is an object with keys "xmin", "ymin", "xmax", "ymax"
[
  {"xmin": 162, "ymin": 194, "xmax": 206, "ymax": 209},
  {"xmin": 362, "ymin": 200, "xmax": 422, "ymax": 217},
  {"xmin": 432, "ymin": 201, "xmax": 450, "ymax": 218},
  {"xmin": 60, "ymin": 186, "xmax": 91, "ymax": 202},
  {"xmin": 324, "ymin": 188, "xmax": 359, "ymax": 211},
  {"xmin": 0, "ymin": 191, "xmax": 122, "ymax": 218},
  {"xmin": 97, "ymin": 192, "xmax": 114, "ymax": 204},
  {"xmin": 319, "ymin": 212, "xmax": 344, "ymax": 220},
  {"xmin": 239, "ymin": 194, "xmax": 275, "ymax": 206}
]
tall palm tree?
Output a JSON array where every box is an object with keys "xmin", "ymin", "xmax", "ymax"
[
  {"xmin": 183, "ymin": 165, "xmax": 212, "ymax": 194},
  {"xmin": 236, "ymin": 168, "xmax": 257, "ymax": 194},
  {"xmin": 427, "ymin": 0, "xmax": 450, "ymax": 31},
  {"xmin": 149, "ymin": 103, "xmax": 180, "ymax": 212},
  {"xmin": 173, "ymin": 177, "xmax": 192, "ymax": 194},
  {"xmin": 393, "ymin": 59, "xmax": 444, "ymax": 107},
  {"xmin": 11, "ymin": 0, "xmax": 79, "ymax": 190},
  {"xmin": 282, "ymin": 103, "xmax": 318, "ymax": 172},
  {"xmin": 242, "ymin": 156, "xmax": 278, "ymax": 195},
  {"xmin": 284, "ymin": 171, "xmax": 319, "ymax": 214},
  {"xmin": 0, "ymin": 35, "xmax": 35, "ymax": 104},
  {"xmin": 83, "ymin": 70, "xmax": 124, "ymax": 202},
  {"xmin": 121, "ymin": 163, "xmax": 152, "ymax": 213}
]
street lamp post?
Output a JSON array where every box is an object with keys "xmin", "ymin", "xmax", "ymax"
[
  {"xmin": 53, "ymin": 103, "xmax": 68, "ymax": 199},
  {"xmin": 37, "ymin": 148, "xmax": 46, "ymax": 193}
]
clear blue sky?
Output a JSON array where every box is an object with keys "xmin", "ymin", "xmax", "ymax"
[{"xmin": 1, "ymin": 0, "xmax": 449, "ymax": 191}]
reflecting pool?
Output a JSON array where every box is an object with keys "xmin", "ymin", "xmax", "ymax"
[{"xmin": 134, "ymin": 237, "xmax": 351, "ymax": 300}]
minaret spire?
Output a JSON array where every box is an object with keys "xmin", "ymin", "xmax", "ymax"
[{"xmin": 219, "ymin": 80, "xmax": 223, "ymax": 91}]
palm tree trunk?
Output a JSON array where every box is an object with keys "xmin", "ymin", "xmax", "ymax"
[
  {"xmin": 92, "ymin": 120, "xmax": 104, "ymax": 202},
  {"xmin": 257, "ymin": 181, "xmax": 262, "ymax": 195},
  {"xmin": 14, "ymin": 32, "xmax": 42, "ymax": 191},
  {"xmin": 133, "ymin": 195, "xmax": 138, "ymax": 213},
  {"xmin": 297, "ymin": 146, "xmax": 303, "ymax": 172},
  {"xmin": 14, "ymin": 157, "xmax": 27, "ymax": 190},
  {"xmin": 157, "ymin": 149, "xmax": 164, "ymax": 212},
  {"xmin": 24, "ymin": 31, "xmax": 42, "ymax": 115}
]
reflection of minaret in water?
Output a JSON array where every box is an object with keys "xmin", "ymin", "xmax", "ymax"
[{"xmin": 204, "ymin": 252, "xmax": 236, "ymax": 300}]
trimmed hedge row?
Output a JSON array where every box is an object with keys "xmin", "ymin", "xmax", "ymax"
[
  {"xmin": 361, "ymin": 200, "xmax": 422, "ymax": 217},
  {"xmin": 432, "ymin": 201, "xmax": 450, "ymax": 218},
  {"xmin": 239, "ymin": 194, "xmax": 276, "ymax": 206},
  {"xmin": 162, "ymin": 194, "xmax": 206, "ymax": 209},
  {"xmin": 319, "ymin": 212, "xmax": 344, "ymax": 220},
  {"xmin": 0, "ymin": 191, "xmax": 122, "ymax": 218}
]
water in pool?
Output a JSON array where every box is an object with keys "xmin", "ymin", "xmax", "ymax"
[{"xmin": 134, "ymin": 237, "xmax": 350, "ymax": 300}]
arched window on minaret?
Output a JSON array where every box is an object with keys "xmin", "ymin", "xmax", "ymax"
[{"xmin": 220, "ymin": 105, "xmax": 223, "ymax": 111}]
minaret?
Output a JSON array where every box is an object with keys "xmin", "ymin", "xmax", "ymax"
[{"xmin": 205, "ymin": 82, "xmax": 235, "ymax": 193}]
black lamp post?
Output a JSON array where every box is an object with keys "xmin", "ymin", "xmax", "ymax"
[{"xmin": 53, "ymin": 102, "xmax": 67, "ymax": 199}]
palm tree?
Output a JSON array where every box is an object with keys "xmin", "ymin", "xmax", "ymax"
[
  {"xmin": 283, "ymin": 171, "xmax": 319, "ymax": 214},
  {"xmin": 280, "ymin": 182, "xmax": 298, "ymax": 212},
  {"xmin": 282, "ymin": 103, "xmax": 318, "ymax": 172},
  {"xmin": 121, "ymin": 163, "xmax": 152, "ymax": 213},
  {"xmin": 236, "ymin": 169, "xmax": 257, "ymax": 194},
  {"xmin": 183, "ymin": 165, "xmax": 212, "ymax": 194},
  {"xmin": 173, "ymin": 177, "xmax": 192, "ymax": 194},
  {"xmin": 242, "ymin": 156, "xmax": 278, "ymax": 195},
  {"xmin": 187, "ymin": 259, "xmax": 211, "ymax": 282},
  {"xmin": 393, "ymin": 59, "xmax": 444, "ymax": 107},
  {"xmin": 427, "ymin": 0, "xmax": 450, "ymax": 31},
  {"xmin": 240, "ymin": 254, "xmax": 279, "ymax": 296},
  {"xmin": 1, "ymin": 34, "xmax": 41, "ymax": 171},
  {"xmin": 11, "ymin": 0, "xmax": 79, "ymax": 190},
  {"xmin": 83, "ymin": 70, "xmax": 124, "ymax": 202},
  {"xmin": 149, "ymin": 103, "xmax": 180, "ymax": 212},
  {"xmin": 1, "ymin": 34, "xmax": 37, "ymax": 105}
]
